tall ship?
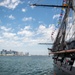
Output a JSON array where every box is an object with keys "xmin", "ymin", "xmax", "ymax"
[{"xmin": 31, "ymin": 0, "xmax": 75, "ymax": 75}]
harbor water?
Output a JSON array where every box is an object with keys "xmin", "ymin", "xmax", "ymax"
[{"xmin": 0, "ymin": 56, "xmax": 54, "ymax": 75}]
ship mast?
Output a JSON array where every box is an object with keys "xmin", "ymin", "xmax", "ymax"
[
  {"xmin": 52, "ymin": 0, "xmax": 71, "ymax": 52},
  {"xmin": 31, "ymin": 0, "xmax": 74, "ymax": 53}
]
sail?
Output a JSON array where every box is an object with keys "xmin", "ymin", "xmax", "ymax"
[
  {"xmin": 73, "ymin": 0, "xmax": 75, "ymax": 10},
  {"xmin": 73, "ymin": 0, "xmax": 75, "ymax": 40},
  {"xmin": 52, "ymin": 0, "xmax": 71, "ymax": 52}
]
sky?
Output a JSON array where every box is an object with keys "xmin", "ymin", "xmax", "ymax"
[{"xmin": 0, "ymin": 0, "xmax": 70, "ymax": 55}]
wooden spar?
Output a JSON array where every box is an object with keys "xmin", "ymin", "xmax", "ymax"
[
  {"xmin": 30, "ymin": 4, "xmax": 71, "ymax": 8},
  {"xmin": 49, "ymin": 49, "xmax": 75, "ymax": 54},
  {"xmin": 39, "ymin": 43, "xmax": 53, "ymax": 45}
]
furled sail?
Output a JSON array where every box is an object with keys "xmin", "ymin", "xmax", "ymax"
[
  {"xmin": 52, "ymin": 0, "xmax": 70, "ymax": 52},
  {"xmin": 72, "ymin": 0, "xmax": 75, "ymax": 40}
]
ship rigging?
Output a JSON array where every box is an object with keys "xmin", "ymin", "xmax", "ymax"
[
  {"xmin": 31, "ymin": 0, "xmax": 75, "ymax": 54},
  {"xmin": 31, "ymin": 0, "xmax": 75, "ymax": 75}
]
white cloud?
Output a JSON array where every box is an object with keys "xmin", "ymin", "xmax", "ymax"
[
  {"xmin": 0, "ymin": 25, "xmax": 57, "ymax": 44},
  {"xmin": 0, "ymin": 39, "xmax": 4, "ymax": 43},
  {"xmin": 37, "ymin": 24, "xmax": 57, "ymax": 42},
  {"xmin": 1, "ymin": 26, "xmax": 11, "ymax": 31},
  {"xmin": 22, "ymin": 8, "xmax": 26, "ymax": 12},
  {"xmin": 53, "ymin": 14, "xmax": 60, "ymax": 19},
  {"xmin": 22, "ymin": 17, "xmax": 35, "ymax": 22},
  {"xmin": 11, "ymin": 41, "xmax": 23, "ymax": 46},
  {"xmin": 18, "ymin": 26, "xmax": 34, "ymax": 37},
  {"xmin": 9, "ymin": 15, "xmax": 15, "ymax": 20},
  {"xmin": 38, "ymin": 25, "xmax": 46, "ymax": 30},
  {"xmin": 17, "ymin": 24, "xmax": 57, "ymax": 44},
  {"xmin": 3, "ymin": 32, "xmax": 16, "ymax": 38},
  {"xmin": 18, "ymin": 30, "xmax": 33, "ymax": 37},
  {"xmin": 0, "ymin": 0, "xmax": 21, "ymax": 9},
  {"xmin": 24, "ymin": 26, "xmax": 31, "ymax": 30}
]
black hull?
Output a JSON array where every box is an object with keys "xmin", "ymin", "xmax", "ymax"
[
  {"xmin": 54, "ymin": 63, "xmax": 70, "ymax": 75},
  {"xmin": 52, "ymin": 41, "xmax": 75, "ymax": 75},
  {"xmin": 53, "ymin": 61, "xmax": 75, "ymax": 75}
]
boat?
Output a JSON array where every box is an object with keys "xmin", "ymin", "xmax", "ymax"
[{"xmin": 30, "ymin": 0, "xmax": 75, "ymax": 75}]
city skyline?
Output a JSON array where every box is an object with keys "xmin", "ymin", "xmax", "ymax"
[{"xmin": 0, "ymin": 49, "xmax": 29, "ymax": 56}]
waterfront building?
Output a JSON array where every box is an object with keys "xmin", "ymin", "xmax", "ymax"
[{"xmin": 25, "ymin": 52, "xmax": 29, "ymax": 56}]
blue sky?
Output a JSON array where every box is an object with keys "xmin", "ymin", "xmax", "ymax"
[{"xmin": 0, "ymin": 0, "xmax": 65, "ymax": 55}]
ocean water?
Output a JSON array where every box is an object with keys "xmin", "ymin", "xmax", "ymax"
[{"xmin": 0, "ymin": 56, "xmax": 54, "ymax": 75}]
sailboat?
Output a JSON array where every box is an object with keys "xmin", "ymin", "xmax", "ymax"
[{"xmin": 31, "ymin": 0, "xmax": 75, "ymax": 75}]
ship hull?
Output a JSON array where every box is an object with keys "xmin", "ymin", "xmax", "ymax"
[
  {"xmin": 54, "ymin": 63, "xmax": 70, "ymax": 75},
  {"xmin": 53, "ymin": 60, "xmax": 75, "ymax": 75}
]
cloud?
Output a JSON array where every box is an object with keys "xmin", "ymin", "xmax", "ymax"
[
  {"xmin": 8, "ymin": 15, "xmax": 15, "ymax": 20},
  {"xmin": 0, "ymin": 0, "xmax": 21, "ymax": 9},
  {"xmin": 1, "ymin": 26, "xmax": 11, "ymax": 31},
  {"xmin": 0, "ymin": 25, "xmax": 58, "ymax": 51},
  {"xmin": 37, "ymin": 24, "xmax": 57, "ymax": 42},
  {"xmin": 53, "ymin": 14, "xmax": 60, "ymax": 19},
  {"xmin": 24, "ymin": 26, "xmax": 31, "ymax": 30},
  {"xmin": 22, "ymin": 8, "xmax": 26, "ymax": 12},
  {"xmin": 22, "ymin": 17, "xmax": 35, "ymax": 22},
  {"xmin": 17, "ymin": 25, "xmax": 54, "ymax": 46},
  {"xmin": 17, "ymin": 26, "xmax": 34, "ymax": 37},
  {"xmin": 3, "ymin": 32, "xmax": 16, "ymax": 38},
  {"xmin": 0, "ymin": 39, "xmax": 4, "ymax": 43},
  {"xmin": 38, "ymin": 25, "xmax": 46, "ymax": 31},
  {"xmin": 0, "ymin": 26, "xmax": 19, "ymax": 40},
  {"xmin": 18, "ymin": 30, "xmax": 33, "ymax": 37}
]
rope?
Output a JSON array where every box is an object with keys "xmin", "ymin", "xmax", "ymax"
[{"xmin": 51, "ymin": 0, "xmax": 67, "ymax": 40}]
